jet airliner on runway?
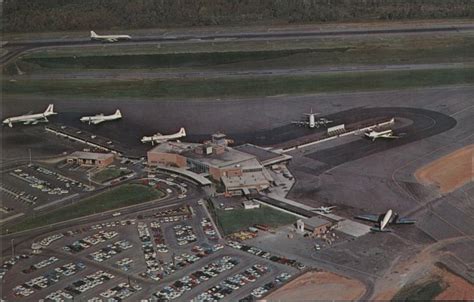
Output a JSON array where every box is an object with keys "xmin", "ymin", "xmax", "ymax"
[
  {"xmin": 355, "ymin": 209, "xmax": 415, "ymax": 232},
  {"xmin": 141, "ymin": 128, "xmax": 186, "ymax": 145},
  {"xmin": 3, "ymin": 104, "xmax": 57, "ymax": 127},
  {"xmin": 90, "ymin": 31, "xmax": 131, "ymax": 43},
  {"xmin": 80, "ymin": 109, "xmax": 122, "ymax": 125}
]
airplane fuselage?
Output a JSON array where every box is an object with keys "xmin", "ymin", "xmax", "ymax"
[
  {"xmin": 2, "ymin": 105, "xmax": 57, "ymax": 127},
  {"xmin": 80, "ymin": 110, "xmax": 122, "ymax": 125},
  {"xmin": 142, "ymin": 128, "xmax": 186, "ymax": 145},
  {"xmin": 90, "ymin": 31, "xmax": 131, "ymax": 43}
]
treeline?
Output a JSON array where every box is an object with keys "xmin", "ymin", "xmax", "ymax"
[{"xmin": 3, "ymin": 0, "xmax": 474, "ymax": 33}]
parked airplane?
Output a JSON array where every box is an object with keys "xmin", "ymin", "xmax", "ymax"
[
  {"xmin": 90, "ymin": 31, "xmax": 131, "ymax": 43},
  {"xmin": 292, "ymin": 109, "xmax": 333, "ymax": 128},
  {"xmin": 141, "ymin": 128, "xmax": 186, "ymax": 145},
  {"xmin": 3, "ymin": 104, "xmax": 57, "ymax": 128},
  {"xmin": 80, "ymin": 109, "xmax": 122, "ymax": 125},
  {"xmin": 365, "ymin": 129, "xmax": 399, "ymax": 141},
  {"xmin": 355, "ymin": 209, "xmax": 415, "ymax": 232},
  {"xmin": 312, "ymin": 206, "xmax": 336, "ymax": 214}
]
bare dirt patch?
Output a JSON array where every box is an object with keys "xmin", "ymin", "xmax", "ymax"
[
  {"xmin": 434, "ymin": 266, "xmax": 474, "ymax": 300},
  {"xmin": 372, "ymin": 237, "xmax": 474, "ymax": 301},
  {"xmin": 265, "ymin": 270, "xmax": 366, "ymax": 301},
  {"xmin": 415, "ymin": 145, "xmax": 474, "ymax": 194}
]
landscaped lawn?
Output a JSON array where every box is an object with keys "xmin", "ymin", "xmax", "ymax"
[
  {"xmin": 215, "ymin": 205, "xmax": 297, "ymax": 235},
  {"xmin": 92, "ymin": 167, "xmax": 132, "ymax": 183}
]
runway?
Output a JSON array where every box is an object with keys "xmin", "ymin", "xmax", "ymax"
[{"xmin": 2, "ymin": 24, "xmax": 474, "ymax": 64}]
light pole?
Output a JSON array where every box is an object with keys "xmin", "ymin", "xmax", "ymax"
[{"xmin": 11, "ymin": 239, "xmax": 15, "ymax": 259}]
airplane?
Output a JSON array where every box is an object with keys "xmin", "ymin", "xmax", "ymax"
[
  {"xmin": 292, "ymin": 109, "xmax": 333, "ymax": 129},
  {"xmin": 364, "ymin": 129, "xmax": 399, "ymax": 141},
  {"xmin": 3, "ymin": 104, "xmax": 57, "ymax": 128},
  {"xmin": 80, "ymin": 109, "xmax": 122, "ymax": 125},
  {"xmin": 90, "ymin": 31, "xmax": 131, "ymax": 43},
  {"xmin": 312, "ymin": 206, "xmax": 336, "ymax": 214},
  {"xmin": 141, "ymin": 127, "xmax": 186, "ymax": 145},
  {"xmin": 355, "ymin": 209, "xmax": 415, "ymax": 232}
]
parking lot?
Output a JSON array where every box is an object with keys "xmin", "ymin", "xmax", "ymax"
[
  {"xmin": 3, "ymin": 194, "xmax": 302, "ymax": 301},
  {"xmin": 1, "ymin": 164, "xmax": 94, "ymax": 220}
]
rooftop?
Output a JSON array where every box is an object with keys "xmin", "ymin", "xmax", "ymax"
[
  {"xmin": 68, "ymin": 151, "xmax": 114, "ymax": 160},
  {"xmin": 148, "ymin": 141, "xmax": 199, "ymax": 154},
  {"xmin": 184, "ymin": 147, "xmax": 256, "ymax": 168},
  {"xmin": 221, "ymin": 170, "xmax": 271, "ymax": 190},
  {"xmin": 234, "ymin": 143, "xmax": 285, "ymax": 163},
  {"xmin": 303, "ymin": 216, "xmax": 332, "ymax": 228}
]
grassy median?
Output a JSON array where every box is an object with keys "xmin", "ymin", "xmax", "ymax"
[
  {"xmin": 4, "ymin": 68, "xmax": 474, "ymax": 99},
  {"xmin": 3, "ymin": 184, "xmax": 164, "ymax": 234},
  {"xmin": 215, "ymin": 205, "xmax": 297, "ymax": 235},
  {"xmin": 91, "ymin": 167, "xmax": 132, "ymax": 184}
]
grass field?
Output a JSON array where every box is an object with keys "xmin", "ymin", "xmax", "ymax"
[
  {"xmin": 3, "ymin": 184, "xmax": 164, "ymax": 234},
  {"xmin": 4, "ymin": 68, "xmax": 474, "ymax": 99},
  {"xmin": 215, "ymin": 206, "xmax": 297, "ymax": 235},
  {"xmin": 11, "ymin": 35, "xmax": 473, "ymax": 72},
  {"xmin": 91, "ymin": 167, "xmax": 132, "ymax": 183},
  {"xmin": 6, "ymin": 34, "xmax": 472, "ymax": 76}
]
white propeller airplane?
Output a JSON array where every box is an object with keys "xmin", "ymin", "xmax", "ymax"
[
  {"xmin": 365, "ymin": 129, "xmax": 399, "ymax": 141},
  {"xmin": 292, "ymin": 109, "xmax": 333, "ymax": 129},
  {"xmin": 312, "ymin": 206, "xmax": 336, "ymax": 214},
  {"xmin": 80, "ymin": 109, "xmax": 122, "ymax": 125},
  {"xmin": 3, "ymin": 104, "xmax": 57, "ymax": 128},
  {"xmin": 141, "ymin": 127, "xmax": 186, "ymax": 145},
  {"xmin": 355, "ymin": 209, "xmax": 415, "ymax": 232},
  {"xmin": 90, "ymin": 31, "xmax": 131, "ymax": 43}
]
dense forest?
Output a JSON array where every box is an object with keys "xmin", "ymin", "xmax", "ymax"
[{"xmin": 3, "ymin": 0, "xmax": 474, "ymax": 33}]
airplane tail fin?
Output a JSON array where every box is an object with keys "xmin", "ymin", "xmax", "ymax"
[
  {"xmin": 115, "ymin": 109, "xmax": 122, "ymax": 117},
  {"xmin": 45, "ymin": 104, "xmax": 55, "ymax": 114},
  {"xmin": 180, "ymin": 127, "xmax": 186, "ymax": 136},
  {"xmin": 90, "ymin": 31, "xmax": 97, "ymax": 38}
]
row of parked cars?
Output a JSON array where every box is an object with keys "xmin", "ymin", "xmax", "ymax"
[
  {"xmin": 94, "ymin": 282, "xmax": 142, "ymax": 300},
  {"xmin": 13, "ymin": 262, "xmax": 85, "ymax": 297},
  {"xmin": 22, "ymin": 256, "xmax": 58, "ymax": 274},
  {"xmin": 193, "ymin": 264, "xmax": 269, "ymax": 301},
  {"xmin": 34, "ymin": 165, "xmax": 93, "ymax": 191},
  {"xmin": 227, "ymin": 241, "xmax": 306, "ymax": 270},
  {"xmin": 247, "ymin": 272, "xmax": 292, "ymax": 299},
  {"xmin": 115, "ymin": 257, "xmax": 134, "ymax": 271},
  {"xmin": 173, "ymin": 223, "xmax": 197, "ymax": 246},
  {"xmin": 150, "ymin": 221, "xmax": 168, "ymax": 253},
  {"xmin": 201, "ymin": 218, "xmax": 219, "ymax": 241},
  {"xmin": 63, "ymin": 230, "xmax": 118, "ymax": 253},
  {"xmin": 88, "ymin": 240, "xmax": 133, "ymax": 262},
  {"xmin": 11, "ymin": 168, "xmax": 69, "ymax": 197},
  {"xmin": 63, "ymin": 270, "xmax": 114, "ymax": 296},
  {"xmin": 90, "ymin": 218, "xmax": 137, "ymax": 230},
  {"xmin": 153, "ymin": 256, "xmax": 239, "ymax": 301},
  {"xmin": 38, "ymin": 233, "xmax": 64, "ymax": 247}
]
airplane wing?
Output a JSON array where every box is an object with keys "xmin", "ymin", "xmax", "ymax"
[
  {"xmin": 91, "ymin": 119, "xmax": 105, "ymax": 125},
  {"xmin": 291, "ymin": 121, "xmax": 309, "ymax": 125},
  {"xmin": 106, "ymin": 38, "xmax": 118, "ymax": 42},
  {"xmin": 355, "ymin": 214, "xmax": 382, "ymax": 223},
  {"xmin": 394, "ymin": 217, "xmax": 416, "ymax": 224},
  {"xmin": 380, "ymin": 134, "xmax": 399, "ymax": 139},
  {"xmin": 370, "ymin": 227, "xmax": 392, "ymax": 232}
]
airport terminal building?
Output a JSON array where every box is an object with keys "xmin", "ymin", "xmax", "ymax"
[{"xmin": 147, "ymin": 134, "xmax": 283, "ymax": 195}]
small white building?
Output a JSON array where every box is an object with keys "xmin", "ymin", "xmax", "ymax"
[{"xmin": 243, "ymin": 200, "xmax": 260, "ymax": 210}]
